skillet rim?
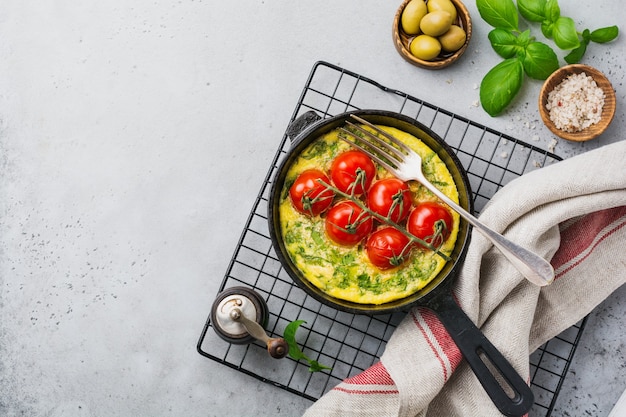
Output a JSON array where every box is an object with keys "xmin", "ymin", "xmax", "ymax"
[{"xmin": 268, "ymin": 109, "xmax": 474, "ymax": 315}]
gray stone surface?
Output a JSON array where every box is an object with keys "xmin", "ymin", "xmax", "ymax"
[{"xmin": 1, "ymin": 1, "xmax": 624, "ymax": 416}]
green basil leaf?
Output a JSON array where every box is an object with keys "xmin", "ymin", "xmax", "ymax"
[
  {"xmin": 477, "ymin": 0, "xmax": 519, "ymax": 30},
  {"xmin": 488, "ymin": 28, "xmax": 520, "ymax": 58},
  {"xmin": 590, "ymin": 25, "xmax": 619, "ymax": 43},
  {"xmin": 564, "ymin": 41, "xmax": 588, "ymax": 64},
  {"xmin": 541, "ymin": 21, "xmax": 554, "ymax": 38},
  {"xmin": 308, "ymin": 360, "xmax": 332, "ymax": 373},
  {"xmin": 553, "ymin": 16, "xmax": 581, "ymax": 49},
  {"xmin": 544, "ymin": 0, "xmax": 560, "ymax": 22},
  {"xmin": 581, "ymin": 28, "xmax": 591, "ymax": 42},
  {"xmin": 517, "ymin": 0, "xmax": 547, "ymax": 22},
  {"xmin": 480, "ymin": 58, "xmax": 524, "ymax": 116},
  {"xmin": 522, "ymin": 41, "xmax": 559, "ymax": 79},
  {"xmin": 516, "ymin": 29, "xmax": 533, "ymax": 47},
  {"xmin": 284, "ymin": 319, "xmax": 332, "ymax": 372},
  {"xmin": 284, "ymin": 320, "xmax": 308, "ymax": 360}
]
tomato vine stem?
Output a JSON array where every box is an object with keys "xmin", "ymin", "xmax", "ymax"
[{"xmin": 317, "ymin": 179, "xmax": 452, "ymax": 262}]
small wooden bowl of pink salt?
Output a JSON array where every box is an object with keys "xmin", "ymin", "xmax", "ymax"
[{"xmin": 539, "ymin": 64, "xmax": 616, "ymax": 142}]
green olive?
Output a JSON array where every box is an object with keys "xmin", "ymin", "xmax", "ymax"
[
  {"xmin": 401, "ymin": 0, "xmax": 428, "ymax": 35},
  {"xmin": 419, "ymin": 10, "xmax": 453, "ymax": 37},
  {"xmin": 427, "ymin": 0, "xmax": 458, "ymax": 22},
  {"xmin": 438, "ymin": 25, "xmax": 466, "ymax": 52},
  {"xmin": 409, "ymin": 35, "xmax": 442, "ymax": 60}
]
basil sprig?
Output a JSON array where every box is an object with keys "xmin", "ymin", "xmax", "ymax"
[
  {"xmin": 477, "ymin": 0, "xmax": 619, "ymax": 116},
  {"xmin": 284, "ymin": 320, "xmax": 332, "ymax": 373},
  {"xmin": 480, "ymin": 58, "xmax": 525, "ymax": 117},
  {"xmin": 517, "ymin": 0, "xmax": 619, "ymax": 54},
  {"xmin": 565, "ymin": 26, "xmax": 620, "ymax": 64}
]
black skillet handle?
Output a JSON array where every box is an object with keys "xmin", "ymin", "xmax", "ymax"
[
  {"xmin": 429, "ymin": 293, "xmax": 534, "ymax": 417},
  {"xmin": 286, "ymin": 111, "xmax": 322, "ymax": 142}
]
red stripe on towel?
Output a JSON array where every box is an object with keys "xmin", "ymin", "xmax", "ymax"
[
  {"xmin": 334, "ymin": 362, "xmax": 399, "ymax": 395},
  {"xmin": 551, "ymin": 206, "xmax": 626, "ymax": 268},
  {"xmin": 343, "ymin": 361, "xmax": 395, "ymax": 386},
  {"xmin": 420, "ymin": 308, "xmax": 463, "ymax": 372},
  {"xmin": 551, "ymin": 206, "xmax": 626, "ymax": 279},
  {"xmin": 412, "ymin": 308, "xmax": 462, "ymax": 382},
  {"xmin": 333, "ymin": 386, "xmax": 399, "ymax": 395}
]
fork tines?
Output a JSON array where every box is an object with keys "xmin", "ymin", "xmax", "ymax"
[{"xmin": 338, "ymin": 115, "xmax": 410, "ymax": 176}]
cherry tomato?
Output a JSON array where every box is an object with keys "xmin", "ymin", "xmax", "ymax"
[
  {"xmin": 366, "ymin": 227, "xmax": 412, "ymax": 270},
  {"xmin": 330, "ymin": 150, "xmax": 376, "ymax": 196},
  {"xmin": 407, "ymin": 202, "xmax": 454, "ymax": 250},
  {"xmin": 289, "ymin": 169, "xmax": 334, "ymax": 216},
  {"xmin": 367, "ymin": 178, "xmax": 412, "ymax": 223},
  {"xmin": 325, "ymin": 201, "xmax": 373, "ymax": 246}
]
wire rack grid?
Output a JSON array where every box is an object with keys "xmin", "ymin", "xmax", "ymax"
[{"xmin": 197, "ymin": 61, "xmax": 586, "ymax": 416}]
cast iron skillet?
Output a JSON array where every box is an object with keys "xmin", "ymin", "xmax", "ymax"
[{"xmin": 268, "ymin": 109, "xmax": 533, "ymax": 416}]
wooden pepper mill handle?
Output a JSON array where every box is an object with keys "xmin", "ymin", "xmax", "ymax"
[{"xmin": 229, "ymin": 308, "xmax": 288, "ymax": 359}]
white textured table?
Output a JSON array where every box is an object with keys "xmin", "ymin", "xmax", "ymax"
[{"xmin": 0, "ymin": 1, "xmax": 624, "ymax": 416}]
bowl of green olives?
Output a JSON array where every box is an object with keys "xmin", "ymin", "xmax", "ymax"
[{"xmin": 393, "ymin": 0, "xmax": 472, "ymax": 69}]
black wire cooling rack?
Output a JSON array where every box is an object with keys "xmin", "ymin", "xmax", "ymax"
[{"xmin": 197, "ymin": 61, "xmax": 588, "ymax": 417}]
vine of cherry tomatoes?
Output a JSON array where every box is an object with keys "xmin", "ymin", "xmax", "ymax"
[{"xmin": 289, "ymin": 149, "xmax": 453, "ymax": 270}]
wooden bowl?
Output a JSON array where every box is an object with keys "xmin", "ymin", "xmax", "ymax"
[
  {"xmin": 538, "ymin": 64, "xmax": 616, "ymax": 142},
  {"xmin": 392, "ymin": 0, "xmax": 472, "ymax": 69}
]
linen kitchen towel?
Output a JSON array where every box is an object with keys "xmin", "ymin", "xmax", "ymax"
[{"xmin": 303, "ymin": 139, "xmax": 626, "ymax": 417}]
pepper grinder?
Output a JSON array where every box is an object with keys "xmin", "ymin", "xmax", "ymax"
[{"xmin": 210, "ymin": 286, "xmax": 289, "ymax": 359}]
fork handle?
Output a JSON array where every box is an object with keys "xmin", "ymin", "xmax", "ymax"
[{"xmin": 425, "ymin": 183, "xmax": 554, "ymax": 286}]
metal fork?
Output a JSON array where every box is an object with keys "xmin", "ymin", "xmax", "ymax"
[{"xmin": 340, "ymin": 114, "xmax": 554, "ymax": 287}]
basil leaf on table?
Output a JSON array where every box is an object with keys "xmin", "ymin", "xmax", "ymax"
[
  {"xmin": 541, "ymin": 21, "xmax": 554, "ymax": 39},
  {"xmin": 516, "ymin": 29, "xmax": 532, "ymax": 47},
  {"xmin": 307, "ymin": 360, "xmax": 332, "ymax": 373},
  {"xmin": 552, "ymin": 16, "xmax": 580, "ymax": 50},
  {"xmin": 477, "ymin": 0, "xmax": 519, "ymax": 30},
  {"xmin": 581, "ymin": 28, "xmax": 592, "ymax": 43},
  {"xmin": 544, "ymin": 0, "xmax": 560, "ymax": 22},
  {"xmin": 517, "ymin": 0, "xmax": 547, "ymax": 22},
  {"xmin": 283, "ymin": 319, "xmax": 332, "ymax": 373},
  {"xmin": 564, "ymin": 30, "xmax": 589, "ymax": 64},
  {"xmin": 564, "ymin": 42, "xmax": 588, "ymax": 64},
  {"xmin": 522, "ymin": 42, "xmax": 559, "ymax": 79},
  {"xmin": 488, "ymin": 28, "xmax": 520, "ymax": 58},
  {"xmin": 590, "ymin": 25, "xmax": 619, "ymax": 43},
  {"xmin": 284, "ymin": 319, "xmax": 308, "ymax": 361},
  {"xmin": 565, "ymin": 26, "xmax": 618, "ymax": 63},
  {"xmin": 480, "ymin": 58, "xmax": 524, "ymax": 117}
]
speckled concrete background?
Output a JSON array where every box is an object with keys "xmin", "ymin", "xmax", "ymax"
[{"xmin": 0, "ymin": 1, "xmax": 624, "ymax": 416}]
